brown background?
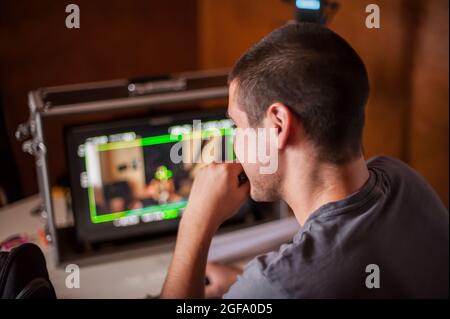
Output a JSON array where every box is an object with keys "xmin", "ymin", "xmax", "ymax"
[{"xmin": 0, "ymin": 0, "xmax": 448, "ymax": 206}]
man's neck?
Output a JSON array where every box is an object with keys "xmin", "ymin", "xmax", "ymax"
[{"xmin": 282, "ymin": 153, "xmax": 370, "ymax": 226}]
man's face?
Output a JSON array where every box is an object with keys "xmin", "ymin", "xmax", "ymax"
[{"xmin": 227, "ymin": 80, "xmax": 280, "ymax": 202}]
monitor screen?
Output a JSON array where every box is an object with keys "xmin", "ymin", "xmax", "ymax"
[{"xmin": 66, "ymin": 108, "xmax": 243, "ymax": 243}]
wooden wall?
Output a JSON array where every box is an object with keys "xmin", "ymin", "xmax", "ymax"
[
  {"xmin": 409, "ymin": 0, "xmax": 449, "ymax": 206},
  {"xmin": 0, "ymin": 0, "xmax": 199, "ymax": 196}
]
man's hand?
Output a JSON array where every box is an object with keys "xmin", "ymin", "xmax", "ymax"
[
  {"xmin": 205, "ymin": 262, "xmax": 243, "ymax": 299},
  {"xmin": 183, "ymin": 162, "xmax": 250, "ymax": 231},
  {"xmin": 160, "ymin": 163, "xmax": 249, "ymax": 299}
]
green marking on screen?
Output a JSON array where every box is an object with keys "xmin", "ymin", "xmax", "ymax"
[
  {"xmin": 163, "ymin": 209, "xmax": 180, "ymax": 220},
  {"xmin": 96, "ymin": 128, "xmax": 234, "ymax": 152},
  {"xmin": 90, "ymin": 200, "xmax": 187, "ymax": 224}
]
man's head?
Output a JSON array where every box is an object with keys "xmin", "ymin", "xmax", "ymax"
[{"xmin": 227, "ymin": 22, "xmax": 369, "ymax": 201}]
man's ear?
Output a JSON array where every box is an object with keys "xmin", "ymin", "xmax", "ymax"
[{"xmin": 264, "ymin": 102, "xmax": 297, "ymax": 150}]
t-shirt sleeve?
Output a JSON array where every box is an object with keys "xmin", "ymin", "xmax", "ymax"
[{"xmin": 222, "ymin": 258, "xmax": 287, "ymax": 299}]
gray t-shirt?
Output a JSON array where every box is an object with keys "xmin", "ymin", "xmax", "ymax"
[{"xmin": 224, "ymin": 156, "xmax": 449, "ymax": 298}]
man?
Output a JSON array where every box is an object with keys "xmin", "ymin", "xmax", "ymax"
[{"xmin": 161, "ymin": 23, "xmax": 449, "ymax": 298}]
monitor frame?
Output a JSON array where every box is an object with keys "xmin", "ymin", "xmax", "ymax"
[{"xmin": 66, "ymin": 108, "xmax": 238, "ymax": 243}]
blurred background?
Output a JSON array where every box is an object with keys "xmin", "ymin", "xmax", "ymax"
[{"xmin": 0, "ymin": 0, "xmax": 448, "ymax": 207}]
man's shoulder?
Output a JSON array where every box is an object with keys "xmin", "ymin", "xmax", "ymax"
[
  {"xmin": 367, "ymin": 155, "xmax": 414, "ymax": 175},
  {"xmin": 367, "ymin": 155, "xmax": 445, "ymax": 203},
  {"xmin": 367, "ymin": 155, "xmax": 431, "ymax": 183}
]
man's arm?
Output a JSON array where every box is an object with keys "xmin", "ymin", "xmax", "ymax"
[{"xmin": 160, "ymin": 163, "xmax": 249, "ymax": 298}]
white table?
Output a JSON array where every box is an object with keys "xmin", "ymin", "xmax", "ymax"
[{"xmin": 0, "ymin": 195, "xmax": 299, "ymax": 298}]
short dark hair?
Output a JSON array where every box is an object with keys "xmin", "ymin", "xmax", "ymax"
[{"xmin": 229, "ymin": 22, "xmax": 369, "ymax": 164}]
